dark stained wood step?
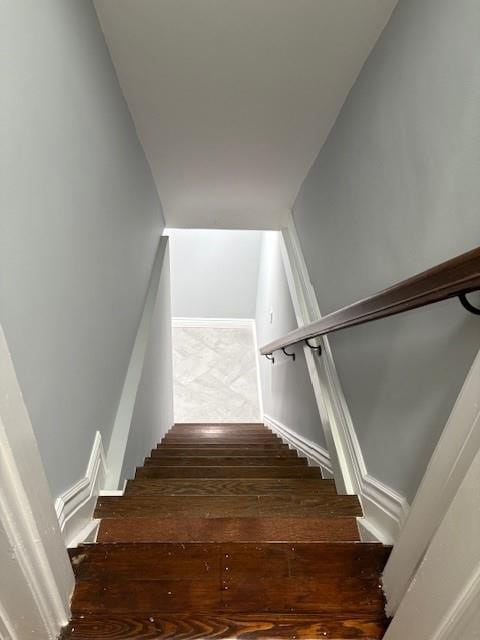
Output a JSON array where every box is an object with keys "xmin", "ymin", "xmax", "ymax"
[
  {"xmin": 144, "ymin": 456, "xmax": 307, "ymax": 466},
  {"xmin": 97, "ymin": 517, "xmax": 360, "ymax": 543},
  {"xmin": 94, "ymin": 495, "xmax": 362, "ymax": 519},
  {"xmin": 62, "ymin": 419, "xmax": 390, "ymax": 639},
  {"xmin": 171, "ymin": 425, "xmax": 273, "ymax": 435},
  {"xmin": 163, "ymin": 431, "xmax": 281, "ymax": 438},
  {"xmin": 72, "ymin": 574, "xmax": 383, "ymax": 615},
  {"xmin": 172, "ymin": 422, "xmax": 265, "ymax": 425},
  {"xmin": 151, "ymin": 447, "xmax": 299, "ymax": 457},
  {"xmin": 124, "ymin": 478, "xmax": 337, "ymax": 496},
  {"xmin": 69, "ymin": 542, "xmax": 390, "ymax": 582},
  {"xmin": 135, "ymin": 465, "xmax": 322, "ymax": 479},
  {"xmin": 157, "ymin": 442, "xmax": 289, "ymax": 449},
  {"xmin": 161, "ymin": 438, "xmax": 284, "ymax": 445},
  {"xmin": 61, "ymin": 612, "xmax": 388, "ymax": 639},
  {"xmin": 169, "ymin": 425, "xmax": 272, "ymax": 433},
  {"xmin": 166, "ymin": 432, "xmax": 277, "ymax": 439}
]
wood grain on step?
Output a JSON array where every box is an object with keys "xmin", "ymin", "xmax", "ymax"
[
  {"xmin": 143, "ymin": 455, "xmax": 307, "ymax": 466},
  {"xmin": 169, "ymin": 426, "xmax": 271, "ymax": 433},
  {"xmin": 161, "ymin": 439, "xmax": 283, "ymax": 446},
  {"xmin": 61, "ymin": 612, "xmax": 388, "ymax": 639},
  {"xmin": 63, "ymin": 424, "xmax": 392, "ymax": 639},
  {"xmin": 69, "ymin": 542, "xmax": 390, "ymax": 582},
  {"xmin": 170, "ymin": 425, "xmax": 270, "ymax": 429},
  {"xmin": 163, "ymin": 431, "xmax": 280, "ymax": 439},
  {"xmin": 124, "ymin": 478, "xmax": 336, "ymax": 496},
  {"xmin": 72, "ymin": 574, "xmax": 383, "ymax": 614},
  {"xmin": 94, "ymin": 494, "xmax": 362, "ymax": 519},
  {"xmin": 97, "ymin": 517, "xmax": 360, "ymax": 543},
  {"xmin": 151, "ymin": 447, "xmax": 298, "ymax": 457},
  {"xmin": 135, "ymin": 465, "xmax": 322, "ymax": 479},
  {"xmin": 157, "ymin": 442, "xmax": 288, "ymax": 449}
]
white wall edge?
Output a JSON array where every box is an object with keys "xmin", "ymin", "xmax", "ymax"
[
  {"xmin": 172, "ymin": 317, "xmax": 255, "ymax": 329},
  {"xmin": 67, "ymin": 519, "xmax": 100, "ymax": 549},
  {"xmin": 0, "ymin": 602, "xmax": 17, "ymax": 640},
  {"xmin": 106, "ymin": 237, "xmax": 169, "ymax": 489},
  {"xmin": 0, "ymin": 326, "xmax": 74, "ymax": 639},
  {"xmin": 383, "ymin": 347, "xmax": 480, "ymax": 613},
  {"xmin": 264, "ymin": 413, "xmax": 333, "ymax": 478},
  {"xmin": 251, "ymin": 319, "xmax": 265, "ymax": 420},
  {"xmin": 279, "ymin": 215, "xmax": 409, "ymax": 543},
  {"xmin": 433, "ymin": 564, "xmax": 480, "ymax": 640},
  {"xmin": 384, "ymin": 446, "xmax": 480, "ymax": 640},
  {"xmin": 55, "ymin": 431, "xmax": 107, "ymax": 548}
]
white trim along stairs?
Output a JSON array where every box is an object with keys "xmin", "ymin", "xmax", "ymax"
[
  {"xmin": 280, "ymin": 215, "xmax": 409, "ymax": 544},
  {"xmin": 0, "ymin": 326, "xmax": 74, "ymax": 640}
]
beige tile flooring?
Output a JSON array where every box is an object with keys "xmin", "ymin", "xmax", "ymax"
[{"xmin": 172, "ymin": 326, "xmax": 261, "ymax": 423}]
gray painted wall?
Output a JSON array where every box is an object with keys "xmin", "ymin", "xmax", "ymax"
[
  {"xmin": 120, "ymin": 245, "xmax": 174, "ymax": 486},
  {"xmin": 292, "ymin": 0, "xmax": 480, "ymax": 501},
  {"xmin": 169, "ymin": 229, "xmax": 262, "ymax": 318},
  {"xmin": 256, "ymin": 232, "xmax": 327, "ymax": 449},
  {"xmin": 1, "ymin": 0, "xmax": 164, "ymax": 498}
]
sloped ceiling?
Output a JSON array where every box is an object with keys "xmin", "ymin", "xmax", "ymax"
[{"xmin": 94, "ymin": 0, "xmax": 397, "ymax": 229}]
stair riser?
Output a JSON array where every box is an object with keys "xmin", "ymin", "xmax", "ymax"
[
  {"xmin": 143, "ymin": 457, "xmax": 307, "ymax": 467},
  {"xmin": 72, "ymin": 576, "xmax": 383, "ymax": 614},
  {"xmin": 135, "ymin": 467, "xmax": 322, "ymax": 479},
  {"xmin": 150, "ymin": 448, "xmax": 298, "ymax": 457},
  {"xmin": 70, "ymin": 542, "xmax": 390, "ymax": 581},
  {"xmin": 94, "ymin": 495, "xmax": 362, "ymax": 519},
  {"xmin": 97, "ymin": 517, "xmax": 360, "ymax": 544},
  {"xmin": 124, "ymin": 478, "xmax": 337, "ymax": 496},
  {"xmin": 157, "ymin": 442, "xmax": 288, "ymax": 449}
]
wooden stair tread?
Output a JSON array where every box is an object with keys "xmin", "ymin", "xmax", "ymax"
[
  {"xmin": 151, "ymin": 447, "xmax": 299, "ymax": 457},
  {"xmin": 143, "ymin": 455, "xmax": 307, "ymax": 466},
  {"xmin": 135, "ymin": 466, "xmax": 322, "ymax": 478},
  {"xmin": 124, "ymin": 478, "xmax": 337, "ymax": 496},
  {"xmin": 169, "ymin": 426, "xmax": 271, "ymax": 433},
  {"xmin": 66, "ymin": 422, "xmax": 390, "ymax": 639},
  {"xmin": 69, "ymin": 542, "xmax": 391, "ymax": 581},
  {"xmin": 97, "ymin": 517, "xmax": 360, "ymax": 543},
  {"xmin": 61, "ymin": 612, "xmax": 388, "ymax": 639},
  {"xmin": 157, "ymin": 442, "xmax": 288, "ymax": 449},
  {"xmin": 95, "ymin": 494, "xmax": 362, "ymax": 519},
  {"xmin": 160, "ymin": 435, "xmax": 283, "ymax": 446},
  {"xmin": 72, "ymin": 574, "xmax": 384, "ymax": 614},
  {"xmin": 162, "ymin": 432, "xmax": 281, "ymax": 439}
]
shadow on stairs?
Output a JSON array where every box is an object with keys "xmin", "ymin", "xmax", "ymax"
[{"xmin": 60, "ymin": 423, "xmax": 391, "ymax": 639}]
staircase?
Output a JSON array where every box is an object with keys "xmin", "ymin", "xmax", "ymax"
[{"xmin": 62, "ymin": 423, "xmax": 391, "ymax": 639}]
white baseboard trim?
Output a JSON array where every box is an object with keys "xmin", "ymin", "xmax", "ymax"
[
  {"xmin": 264, "ymin": 413, "xmax": 407, "ymax": 542},
  {"xmin": 264, "ymin": 414, "xmax": 333, "ymax": 478},
  {"xmin": 280, "ymin": 217, "xmax": 409, "ymax": 543},
  {"xmin": 172, "ymin": 317, "xmax": 255, "ymax": 329},
  {"xmin": 359, "ymin": 474, "xmax": 409, "ymax": 544},
  {"xmin": 106, "ymin": 238, "xmax": 169, "ymax": 490},
  {"xmin": 100, "ymin": 478, "xmax": 126, "ymax": 497},
  {"xmin": 55, "ymin": 431, "xmax": 106, "ymax": 548}
]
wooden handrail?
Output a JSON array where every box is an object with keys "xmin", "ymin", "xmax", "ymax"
[{"xmin": 260, "ymin": 246, "xmax": 480, "ymax": 355}]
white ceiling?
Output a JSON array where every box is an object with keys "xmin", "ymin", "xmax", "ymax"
[{"xmin": 94, "ymin": 0, "xmax": 397, "ymax": 229}]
